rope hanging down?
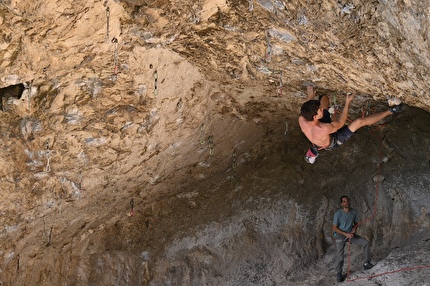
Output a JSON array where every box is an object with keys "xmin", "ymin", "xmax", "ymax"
[{"xmin": 344, "ymin": 128, "xmax": 430, "ymax": 282}]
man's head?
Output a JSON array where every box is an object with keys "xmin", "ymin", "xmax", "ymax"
[
  {"xmin": 300, "ymin": 100, "xmax": 321, "ymax": 121},
  {"xmin": 340, "ymin": 196, "xmax": 351, "ymax": 210}
]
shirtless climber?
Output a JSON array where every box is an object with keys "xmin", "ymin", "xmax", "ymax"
[{"xmin": 299, "ymin": 86, "xmax": 402, "ymax": 163}]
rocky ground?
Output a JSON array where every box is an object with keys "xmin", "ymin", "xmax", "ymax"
[{"xmin": 0, "ymin": 0, "xmax": 429, "ymax": 285}]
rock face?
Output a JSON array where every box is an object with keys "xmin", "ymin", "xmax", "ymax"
[{"xmin": 0, "ymin": 0, "xmax": 429, "ymax": 285}]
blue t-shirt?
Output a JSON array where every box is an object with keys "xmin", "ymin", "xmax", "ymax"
[{"xmin": 333, "ymin": 208, "xmax": 358, "ymax": 236}]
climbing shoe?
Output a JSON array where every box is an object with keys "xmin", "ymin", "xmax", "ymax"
[
  {"xmin": 389, "ymin": 104, "xmax": 403, "ymax": 113},
  {"xmin": 336, "ymin": 272, "xmax": 344, "ymax": 282},
  {"xmin": 363, "ymin": 262, "xmax": 374, "ymax": 270}
]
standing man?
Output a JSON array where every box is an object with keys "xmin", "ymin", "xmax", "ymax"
[
  {"xmin": 299, "ymin": 86, "xmax": 402, "ymax": 163},
  {"xmin": 332, "ymin": 196, "xmax": 374, "ymax": 282}
]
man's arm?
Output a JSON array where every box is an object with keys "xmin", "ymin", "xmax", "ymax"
[
  {"xmin": 305, "ymin": 86, "xmax": 317, "ymax": 101},
  {"xmin": 325, "ymin": 93, "xmax": 354, "ymax": 132},
  {"xmin": 332, "ymin": 224, "xmax": 355, "ymax": 239}
]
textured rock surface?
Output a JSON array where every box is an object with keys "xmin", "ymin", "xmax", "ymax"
[{"xmin": 0, "ymin": 0, "xmax": 429, "ymax": 285}]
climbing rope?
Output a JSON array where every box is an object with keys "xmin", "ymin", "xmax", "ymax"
[
  {"xmin": 344, "ymin": 128, "xmax": 430, "ymax": 282},
  {"xmin": 343, "ymin": 131, "xmax": 380, "ymax": 280},
  {"xmin": 348, "ymin": 265, "xmax": 430, "ymax": 282}
]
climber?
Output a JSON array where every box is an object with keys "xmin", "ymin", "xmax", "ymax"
[
  {"xmin": 299, "ymin": 86, "xmax": 402, "ymax": 163},
  {"xmin": 332, "ymin": 196, "xmax": 374, "ymax": 282}
]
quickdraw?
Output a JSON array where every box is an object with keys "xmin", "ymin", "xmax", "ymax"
[
  {"xmin": 45, "ymin": 139, "xmax": 51, "ymax": 172},
  {"xmin": 25, "ymin": 81, "xmax": 32, "ymax": 111},
  {"xmin": 42, "ymin": 216, "xmax": 48, "ymax": 243},
  {"xmin": 112, "ymin": 37, "xmax": 119, "ymax": 75},
  {"xmin": 362, "ymin": 101, "xmax": 369, "ymax": 118},
  {"xmin": 46, "ymin": 226, "xmax": 53, "ymax": 247},
  {"xmin": 265, "ymin": 33, "xmax": 272, "ymax": 63},
  {"xmin": 277, "ymin": 72, "xmax": 283, "ymax": 96},
  {"xmin": 208, "ymin": 135, "xmax": 214, "ymax": 155},
  {"xmin": 232, "ymin": 151, "xmax": 237, "ymax": 171},
  {"xmin": 45, "ymin": 157, "xmax": 51, "ymax": 173},
  {"xmin": 249, "ymin": 0, "xmax": 254, "ymax": 12},
  {"xmin": 129, "ymin": 198, "xmax": 134, "ymax": 216},
  {"xmin": 106, "ymin": 7, "xmax": 110, "ymax": 41},
  {"xmin": 200, "ymin": 123, "xmax": 205, "ymax": 144},
  {"xmin": 153, "ymin": 69, "xmax": 158, "ymax": 96}
]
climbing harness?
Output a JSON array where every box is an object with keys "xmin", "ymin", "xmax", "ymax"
[
  {"xmin": 207, "ymin": 135, "xmax": 214, "ymax": 155},
  {"xmin": 153, "ymin": 69, "xmax": 158, "ymax": 96},
  {"xmin": 304, "ymin": 146, "xmax": 319, "ymax": 164},
  {"xmin": 112, "ymin": 37, "xmax": 119, "ymax": 75},
  {"xmin": 200, "ymin": 123, "xmax": 205, "ymax": 144},
  {"xmin": 106, "ymin": 7, "xmax": 110, "ymax": 42},
  {"xmin": 265, "ymin": 33, "xmax": 272, "ymax": 63}
]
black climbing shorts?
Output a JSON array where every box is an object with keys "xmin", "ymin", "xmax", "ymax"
[{"xmin": 325, "ymin": 126, "xmax": 354, "ymax": 150}]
